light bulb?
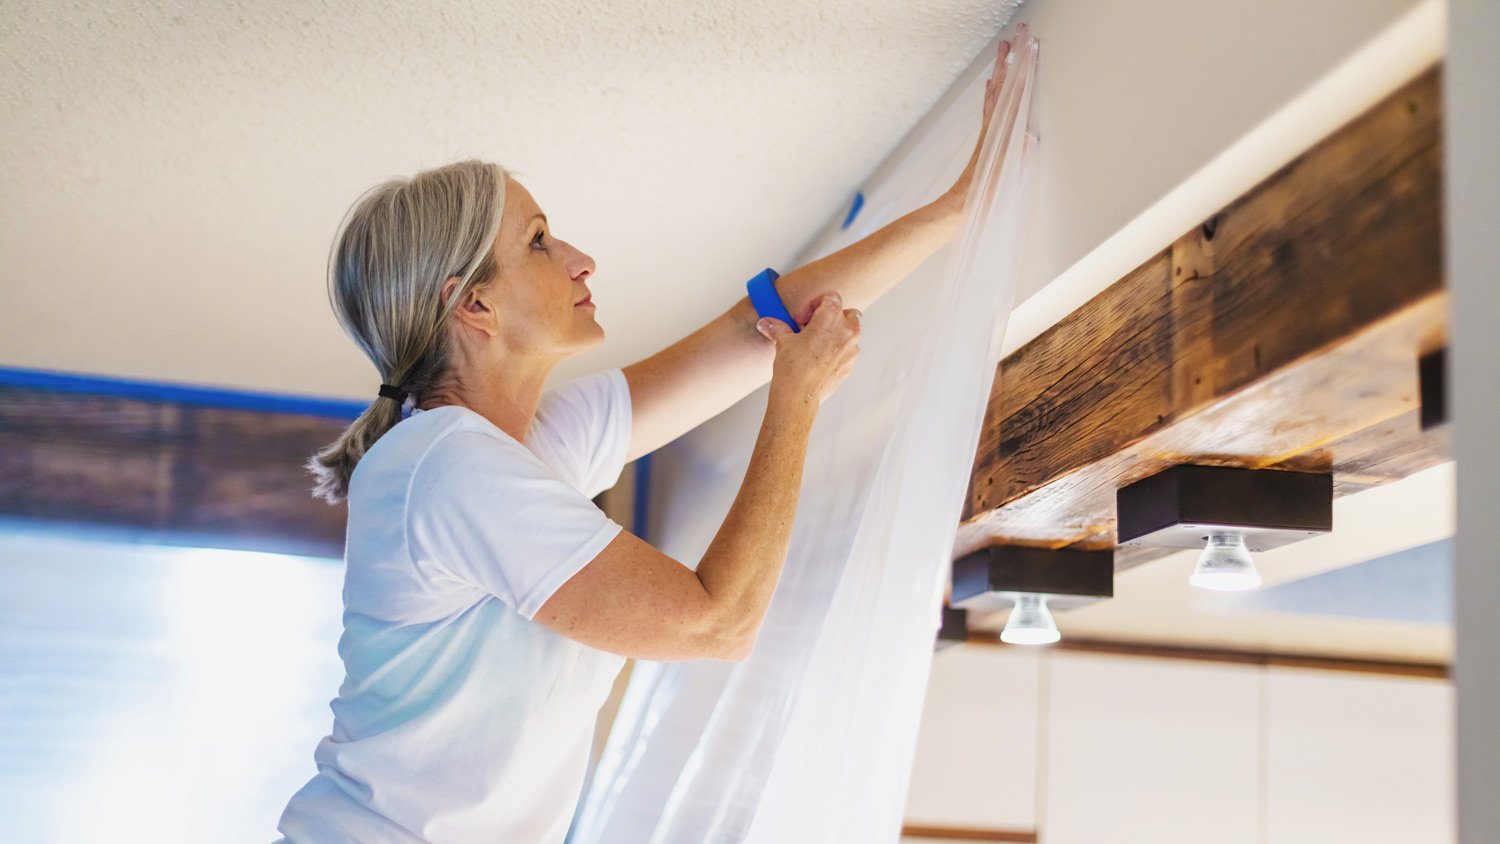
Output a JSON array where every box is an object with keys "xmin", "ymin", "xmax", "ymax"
[
  {"xmin": 1189, "ymin": 532, "xmax": 1263, "ymax": 591},
  {"xmin": 1000, "ymin": 593, "xmax": 1060, "ymax": 645}
]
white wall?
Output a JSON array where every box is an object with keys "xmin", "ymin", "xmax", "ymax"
[
  {"xmin": 989, "ymin": 0, "xmax": 1440, "ymax": 353},
  {"xmin": 1007, "ymin": 0, "xmax": 1427, "ymax": 300},
  {"xmin": 902, "ymin": 646, "xmax": 1455, "ymax": 843},
  {"xmin": 1447, "ymin": 2, "xmax": 1500, "ymax": 842}
]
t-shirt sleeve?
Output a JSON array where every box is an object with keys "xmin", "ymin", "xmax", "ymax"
[
  {"xmin": 526, "ymin": 369, "xmax": 633, "ymax": 498},
  {"xmin": 406, "ymin": 430, "xmax": 623, "ymax": 619}
]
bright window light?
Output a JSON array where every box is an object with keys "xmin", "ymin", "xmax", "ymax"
[{"xmin": 0, "ymin": 526, "xmax": 344, "ymax": 843}]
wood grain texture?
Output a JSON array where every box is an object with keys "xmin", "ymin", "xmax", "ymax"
[
  {"xmin": 0, "ymin": 387, "xmax": 349, "ymax": 556},
  {"xmin": 959, "ymin": 66, "xmax": 1446, "ymax": 559}
]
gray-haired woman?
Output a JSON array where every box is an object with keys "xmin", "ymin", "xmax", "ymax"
[{"xmin": 275, "ymin": 39, "xmax": 1013, "ymax": 844}]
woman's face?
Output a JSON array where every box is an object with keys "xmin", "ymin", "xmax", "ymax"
[{"xmin": 482, "ymin": 176, "xmax": 602, "ymax": 358}]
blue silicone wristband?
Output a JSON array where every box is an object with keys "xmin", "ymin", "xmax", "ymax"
[{"xmin": 746, "ymin": 268, "xmax": 800, "ymax": 333}]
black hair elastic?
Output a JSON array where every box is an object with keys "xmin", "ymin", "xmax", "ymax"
[{"xmin": 378, "ymin": 383, "xmax": 409, "ymax": 403}]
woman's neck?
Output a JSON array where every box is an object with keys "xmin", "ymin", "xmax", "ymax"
[{"xmin": 417, "ymin": 352, "xmax": 558, "ymax": 443}]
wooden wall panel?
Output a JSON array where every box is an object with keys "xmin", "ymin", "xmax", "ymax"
[{"xmin": 0, "ymin": 387, "xmax": 349, "ymax": 557}]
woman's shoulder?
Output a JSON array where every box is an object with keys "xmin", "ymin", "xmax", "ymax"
[
  {"xmin": 533, "ymin": 369, "xmax": 628, "ymax": 430},
  {"xmin": 528, "ymin": 369, "xmax": 631, "ymax": 495}
]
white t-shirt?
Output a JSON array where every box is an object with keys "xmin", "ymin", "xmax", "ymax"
[{"xmin": 277, "ymin": 369, "xmax": 632, "ymax": 843}]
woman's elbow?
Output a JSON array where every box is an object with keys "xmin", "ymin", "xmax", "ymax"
[
  {"xmin": 716, "ymin": 630, "xmax": 757, "ymax": 662},
  {"xmin": 690, "ymin": 617, "xmax": 758, "ymax": 662},
  {"xmin": 681, "ymin": 591, "xmax": 761, "ymax": 662}
]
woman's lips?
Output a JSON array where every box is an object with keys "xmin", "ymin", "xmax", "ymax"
[{"xmin": 575, "ymin": 295, "xmax": 593, "ymax": 307}]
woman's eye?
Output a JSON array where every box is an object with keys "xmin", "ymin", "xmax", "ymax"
[{"xmin": 531, "ymin": 231, "xmax": 547, "ymax": 250}]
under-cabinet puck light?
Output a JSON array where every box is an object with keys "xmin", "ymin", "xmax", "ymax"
[{"xmin": 1000, "ymin": 594, "xmax": 1060, "ymax": 645}]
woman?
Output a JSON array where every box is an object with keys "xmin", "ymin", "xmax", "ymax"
[{"xmin": 276, "ymin": 39, "xmax": 1012, "ymax": 844}]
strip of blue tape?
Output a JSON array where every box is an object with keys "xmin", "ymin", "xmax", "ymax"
[
  {"xmin": 632, "ymin": 453, "xmax": 653, "ymax": 541},
  {"xmin": 0, "ymin": 365, "xmax": 366, "ymax": 419},
  {"xmin": 746, "ymin": 267, "xmax": 800, "ymax": 333},
  {"xmin": 841, "ymin": 190, "xmax": 865, "ymax": 230}
]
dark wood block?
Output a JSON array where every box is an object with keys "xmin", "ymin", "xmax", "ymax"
[
  {"xmin": 1419, "ymin": 347, "xmax": 1448, "ymax": 430},
  {"xmin": 951, "ymin": 545, "xmax": 1114, "ymax": 610},
  {"xmin": 935, "ymin": 604, "xmax": 969, "ymax": 651},
  {"xmin": 1116, "ymin": 465, "xmax": 1332, "ymax": 552}
]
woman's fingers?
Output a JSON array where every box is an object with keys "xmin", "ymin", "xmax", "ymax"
[
  {"xmin": 793, "ymin": 293, "xmax": 860, "ymax": 336},
  {"xmin": 982, "ymin": 39, "xmax": 1010, "ymax": 129},
  {"xmin": 756, "ymin": 317, "xmax": 793, "ymax": 341},
  {"xmin": 809, "ymin": 291, "xmax": 844, "ymax": 326},
  {"xmin": 806, "ymin": 294, "xmax": 861, "ymax": 357},
  {"xmin": 765, "ymin": 292, "xmax": 861, "ymax": 404},
  {"xmin": 991, "ymin": 42, "xmax": 1010, "ymax": 85},
  {"xmin": 793, "ymin": 297, "xmax": 819, "ymax": 328}
]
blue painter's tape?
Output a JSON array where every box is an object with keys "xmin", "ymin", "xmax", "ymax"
[
  {"xmin": 632, "ymin": 453, "xmax": 652, "ymax": 541},
  {"xmin": 0, "ymin": 365, "xmax": 367, "ymax": 419},
  {"xmin": 746, "ymin": 268, "xmax": 800, "ymax": 333},
  {"xmin": 841, "ymin": 190, "xmax": 865, "ymax": 230}
]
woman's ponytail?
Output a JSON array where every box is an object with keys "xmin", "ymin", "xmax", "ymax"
[
  {"xmin": 307, "ymin": 394, "xmax": 407, "ymax": 505},
  {"xmin": 306, "ymin": 161, "xmax": 508, "ymax": 505}
]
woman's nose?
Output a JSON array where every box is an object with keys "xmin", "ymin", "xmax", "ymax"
[{"xmin": 565, "ymin": 242, "xmax": 596, "ymax": 282}]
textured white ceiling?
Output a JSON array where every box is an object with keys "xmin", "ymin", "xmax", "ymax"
[{"xmin": 0, "ymin": 0, "xmax": 1020, "ymax": 398}]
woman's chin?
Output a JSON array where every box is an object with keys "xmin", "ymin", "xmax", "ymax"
[{"xmin": 563, "ymin": 319, "xmax": 606, "ymax": 355}]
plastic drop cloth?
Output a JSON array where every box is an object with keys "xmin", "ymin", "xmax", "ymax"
[{"xmin": 572, "ymin": 29, "xmax": 1040, "ymax": 844}]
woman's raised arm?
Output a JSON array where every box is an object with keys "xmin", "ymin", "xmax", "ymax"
[{"xmin": 622, "ymin": 36, "xmax": 1013, "ymax": 461}]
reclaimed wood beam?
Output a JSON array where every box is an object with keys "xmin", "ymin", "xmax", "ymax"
[{"xmin": 959, "ymin": 66, "xmax": 1446, "ymax": 566}]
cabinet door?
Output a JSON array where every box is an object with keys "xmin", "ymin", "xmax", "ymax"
[
  {"xmin": 904, "ymin": 645, "xmax": 1043, "ymax": 832},
  {"xmin": 1265, "ymin": 667, "xmax": 1454, "ymax": 843},
  {"xmin": 1042, "ymin": 652, "xmax": 1261, "ymax": 844}
]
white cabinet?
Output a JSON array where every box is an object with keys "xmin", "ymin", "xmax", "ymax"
[
  {"xmin": 903, "ymin": 645, "xmax": 1042, "ymax": 832},
  {"xmin": 1040, "ymin": 652, "xmax": 1261, "ymax": 844},
  {"xmin": 1264, "ymin": 667, "xmax": 1454, "ymax": 843},
  {"xmin": 902, "ymin": 650, "xmax": 1454, "ymax": 843}
]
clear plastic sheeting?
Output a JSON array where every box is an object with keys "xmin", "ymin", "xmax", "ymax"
[{"xmin": 573, "ymin": 30, "xmax": 1040, "ymax": 844}]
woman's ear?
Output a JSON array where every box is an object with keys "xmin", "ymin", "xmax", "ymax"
[{"xmin": 444, "ymin": 277, "xmax": 499, "ymax": 337}]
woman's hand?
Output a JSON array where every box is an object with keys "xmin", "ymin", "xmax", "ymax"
[
  {"xmin": 540, "ymin": 291, "xmax": 860, "ymax": 663},
  {"xmin": 942, "ymin": 25, "xmax": 1024, "ymax": 213},
  {"xmin": 757, "ymin": 292, "xmax": 861, "ymax": 405}
]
